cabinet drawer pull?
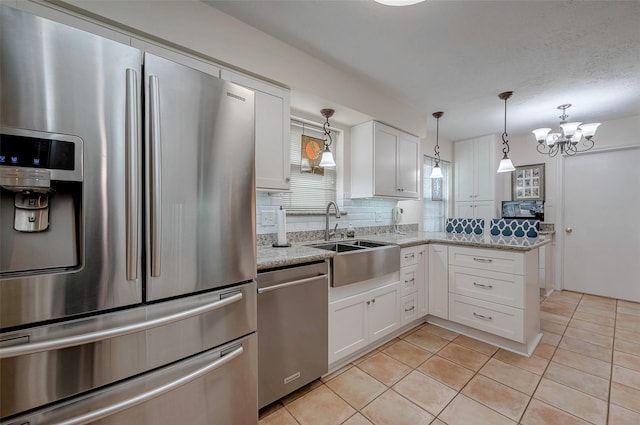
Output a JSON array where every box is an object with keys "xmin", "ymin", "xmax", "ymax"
[
  {"xmin": 473, "ymin": 257, "xmax": 493, "ymax": 263},
  {"xmin": 404, "ymin": 253, "xmax": 415, "ymax": 260},
  {"xmin": 371, "ymin": 299, "xmax": 376, "ymax": 304},
  {"xmin": 404, "ymin": 306, "xmax": 415, "ymax": 312},
  {"xmin": 473, "ymin": 312, "xmax": 493, "ymax": 321},
  {"xmin": 473, "ymin": 282, "xmax": 493, "ymax": 289},
  {"xmin": 404, "ymin": 278, "xmax": 415, "ymax": 283},
  {"xmin": 366, "ymin": 300, "xmax": 370, "ymax": 305}
]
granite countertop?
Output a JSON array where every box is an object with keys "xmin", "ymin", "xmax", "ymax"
[{"xmin": 257, "ymin": 231, "xmax": 550, "ymax": 270}]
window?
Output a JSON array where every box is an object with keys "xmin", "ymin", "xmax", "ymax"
[
  {"xmin": 423, "ymin": 156, "xmax": 450, "ymax": 231},
  {"xmin": 278, "ymin": 118, "xmax": 338, "ymax": 212}
]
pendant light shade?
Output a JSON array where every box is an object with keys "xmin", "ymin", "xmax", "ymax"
[
  {"xmin": 497, "ymin": 91, "xmax": 516, "ymax": 173},
  {"xmin": 430, "ymin": 111, "xmax": 444, "ymax": 179},
  {"xmin": 429, "ymin": 163, "xmax": 444, "ymax": 179},
  {"xmin": 319, "ymin": 144, "xmax": 336, "ymax": 167},
  {"xmin": 497, "ymin": 155, "xmax": 516, "ymax": 173}
]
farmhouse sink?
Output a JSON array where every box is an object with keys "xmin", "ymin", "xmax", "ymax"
[{"xmin": 308, "ymin": 240, "xmax": 400, "ymax": 287}]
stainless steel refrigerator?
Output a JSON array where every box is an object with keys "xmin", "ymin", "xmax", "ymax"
[{"xmin": 0, "ymin": 5, "xmax": 257, "ymax": 424}]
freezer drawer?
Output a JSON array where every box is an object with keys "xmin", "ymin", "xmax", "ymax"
[
  {"xmin": 1, "ymin": 333, "xmax": 257, "ymax": 425},
  {"xmin": 0, "ymin": 282, "xmax": 256, "ymax": 419}
]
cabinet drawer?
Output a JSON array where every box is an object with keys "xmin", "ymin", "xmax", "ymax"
[
  {"xmin": 401, "ymin": 293, "xmax": 419, "ymax": 325},
  {"xmin": 400, "ymin": 264, "xmax": 418, "ymax": 296},
  {"xmin": 400, "ymin": 246, "xmax": 420, "ymax": 267},
  {"xmin": 448, "ymin": 294, "xmax": 524, "ymax": 342},
  {"xmin": 449, "ymin": 266, "xmax": 524, "ymax": 308},
  {"xmin": 449, "ymin": 246, "xmax": 524, "ymax": 275}
]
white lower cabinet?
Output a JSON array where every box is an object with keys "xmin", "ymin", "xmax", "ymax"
[
  {"xmin": 447, "ymin": 246, "xmax": 540, "ymax": 349},
  {"xmin": 328, "ymin": 281, "xmax": 401, "ymax": 365},
  {"xmin": 448, "ymin": 294, "xmax": 524, "ymax": 342},
  {"xmin": 400, "ymin": 292, "xmax": 419, "ymax": 325},
  {"xmin": 399, "ymin": 245, "xmax": 428, "ymax": 325},
  {"xmin": 428, "ymin": 244, "xmax": 449, "ymax": 319}
]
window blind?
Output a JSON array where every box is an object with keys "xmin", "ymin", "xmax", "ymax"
[
  {"xmin": 278, "ymin": 119, "xmax": 337, "ymax": 212},
  {"xmin": 423, "ymin": 156, "xmax": 450, "ymax": 232}
]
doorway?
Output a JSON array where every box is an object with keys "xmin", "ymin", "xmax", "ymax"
[{"xmin": 562, "ymin": 146, "xmax": 640, "ymax": 302}]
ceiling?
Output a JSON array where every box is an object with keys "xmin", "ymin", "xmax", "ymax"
[{"xmin": 206, "ymin": 0, "xmax": 640, "ymax": 141}]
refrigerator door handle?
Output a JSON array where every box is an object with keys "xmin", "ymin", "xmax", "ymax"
[
  {"xmin": 0, "ymin": 291, "xmax": 243, "ymax": 359},
  {"xmin": 53, "ymin": 344, "xmax": 244, "ymax": 425},
  {"xmin": 125, "ymin": 68, "xmax": 139, "ymax": 281},
  {"xmin": 149, "ymin": 74, "xmax": 162, "ymax": 277}
]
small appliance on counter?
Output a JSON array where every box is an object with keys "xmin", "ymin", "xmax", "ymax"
[{"xmin": 501, "ymin": 200, "xmax": 544, "ymax": 221}]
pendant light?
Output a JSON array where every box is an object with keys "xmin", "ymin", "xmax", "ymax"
[
  {"xmin": 430, "ymin": 111, "xmax": 444, "ymax": 179},
  {"xmin": 319, "ymin": 108, "xmax": 336, "ymax": 168},
  {"xmin": 496, "ymin": 91, "xmax": 516, "ymax": 173}
]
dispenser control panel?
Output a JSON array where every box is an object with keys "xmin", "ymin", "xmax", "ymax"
[{"xmin": 0, "ymin": 134, "xmax": 75, "ymax": 170}]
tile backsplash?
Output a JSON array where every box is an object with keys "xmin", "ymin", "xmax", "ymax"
[{"xmin": 256, "ymin": 191, "xmax": 416, "ymax": 244}]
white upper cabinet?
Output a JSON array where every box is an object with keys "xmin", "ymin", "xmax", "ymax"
[
  {"xmin": 454, "ymin": 135, "xmax": 502, "ymax": 223},
  {"xmin": 454, "ymin": 135, "xmax": 496, "ymax": 201},
  {"xmin": 220, "ymin": 70, "xmax": 291, "ymax": 191},
  {"xmin": 351, "ymin": 121, "xmax": 419, "ymax": 199}
]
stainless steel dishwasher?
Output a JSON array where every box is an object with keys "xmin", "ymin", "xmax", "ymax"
[{"xmin": 257, "ymin": 261, "xmax": 329, "ymax": 409}]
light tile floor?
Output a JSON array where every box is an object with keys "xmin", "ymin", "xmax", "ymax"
[{"xmin": 258, "ymin": 291, "xmax": 640, "ymax": 425}]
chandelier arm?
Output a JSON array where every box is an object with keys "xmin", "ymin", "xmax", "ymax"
[{"xmin": 579, "ymin": 138, "xmax": 595, "ymax": 152}]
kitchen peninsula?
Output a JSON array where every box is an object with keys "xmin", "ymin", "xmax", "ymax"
[{"xmin": 257, "ymin": 232, "xmax": 550, "ymax": 367}]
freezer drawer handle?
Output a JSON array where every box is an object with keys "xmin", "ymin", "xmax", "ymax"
[
  {"xmin": 257, "ymin": 274, "xmax": 327, "ymax": 294},
  {"xmin": 0, "ymin": 292, "xmax": 243, "ymax": 359},
  {"xmin": 54, "ymin": 344, "xmax": 244, "ymax": 425}
]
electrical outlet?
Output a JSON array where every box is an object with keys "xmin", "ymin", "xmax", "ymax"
[{"xmin": 261, "ymin": 211, "xmax": 276, "ymax": 226}]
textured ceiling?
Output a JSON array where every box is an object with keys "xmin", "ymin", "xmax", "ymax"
[{"xmin": 206, "ymin": 0, "xmax": 640, "ymax": 141}]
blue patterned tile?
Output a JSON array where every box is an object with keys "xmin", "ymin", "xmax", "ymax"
[
  {"xmin": 446, "ymin": 218, "xmax": 484, "ymax": 234},
  {"xmin": 489, "ymin": 219, "xmax": 539, "ymax": 238}
]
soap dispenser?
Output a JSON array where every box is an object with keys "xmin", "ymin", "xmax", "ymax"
[{"xmin": 346, "ymin": 223, "xmax": 355, "ymax": 238}]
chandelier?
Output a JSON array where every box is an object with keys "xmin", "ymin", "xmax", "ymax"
[{"xmin": 532, "ymin": 104, "xmax": 601, "ymax": 157}]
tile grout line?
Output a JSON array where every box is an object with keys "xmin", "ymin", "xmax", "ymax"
[
  {"xmin": 605, "ymin": 299, "xmax": 618, "ymax": 425},
  {"xmin": 515, "ymin": 292, "xmax": 581, "ymax": 424}
]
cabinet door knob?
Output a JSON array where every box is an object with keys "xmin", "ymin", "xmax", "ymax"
[
  {"xmin": 366, "ymin": 300, "xmax": 370, "ymax": 305},
  {"xmin": 565, "ymin": 227, "xmax": 573, "ymax": 234}
]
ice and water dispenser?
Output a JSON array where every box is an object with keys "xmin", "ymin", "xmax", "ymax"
[{"xmin": 0, "ymin": 129, "xmax": 83, "ymax": 274}]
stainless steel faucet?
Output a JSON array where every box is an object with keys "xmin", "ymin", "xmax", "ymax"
[{"xmin": 325, "ymin": 201, "xmax": 342, "ymax": 241}]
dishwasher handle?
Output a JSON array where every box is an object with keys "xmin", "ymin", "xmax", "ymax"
[{"xmin": 257, "ymin": 274, "xmax": 327, "ymax": 294}]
